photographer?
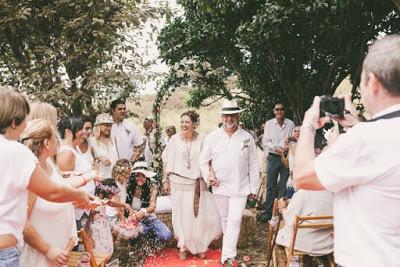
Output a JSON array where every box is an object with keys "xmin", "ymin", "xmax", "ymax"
[{"xmin": 293, "ymin": 35, "xmax": 400, "ymax": 267}]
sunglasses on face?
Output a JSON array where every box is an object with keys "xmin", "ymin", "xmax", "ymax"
[{"xmin": 275, "ymin": 108, "xmax": 284, "ymax": 111}]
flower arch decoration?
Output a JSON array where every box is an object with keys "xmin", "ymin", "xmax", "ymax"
[{"xmin": 150, "ymin": 57, "xmax": 242, "ymax": 186}]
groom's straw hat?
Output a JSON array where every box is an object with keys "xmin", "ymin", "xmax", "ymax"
[{"xmin": 219, "ymin": 99, "xmax": 245, "ymax": 114}]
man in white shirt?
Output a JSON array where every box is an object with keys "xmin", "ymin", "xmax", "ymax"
[
  {"xmin": 200, "ymin": 99, "xmax": 259, "ymax": 267},
  {"xmin": 259, "ymin": 103, "xmax": 295, "ymax": 222},
  {"xmin": 110, "ymin": 98, "xmax": 143, "ymax": 162},
  {"xmin": 294, "ymin": 35, "xmax": 400, "ymax": 267}
]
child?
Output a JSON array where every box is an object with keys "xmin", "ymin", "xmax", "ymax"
[
  {"xmin": 107, "ymin": 159, "xmax": 133, "ymax": 224},
  {"xmin": 86, "ymin": 179, "xmax": 141, "ymax": 255}
]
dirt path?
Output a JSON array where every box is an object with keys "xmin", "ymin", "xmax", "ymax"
[{"xmin": 112, "ymin": 221, "xmax": 269, "ymax": 266}]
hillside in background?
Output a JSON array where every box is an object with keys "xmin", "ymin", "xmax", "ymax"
[{"xmin": 127, "ymin": 89, "xmax": 221, "ymax": 134}]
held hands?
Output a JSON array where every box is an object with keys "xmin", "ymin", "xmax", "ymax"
[
  {"xmin": 162, "ymin": 181, "xmax": 170, "ymax": 195},
  {"xmin": 208, "ymin": 175, "xmax": 219, "ymax": 187},
  {"xmin": 45, "ymin": 246, "xmax": 68, "ymax": 267}
]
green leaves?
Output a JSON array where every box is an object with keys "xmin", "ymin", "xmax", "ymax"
[
  {"xmin": 0, "ymin": 0, "xmax": 163, "ymax": 115},
  {"xmin": 159, "ymin": 0, "xmax": 400, "ymax": 126}
]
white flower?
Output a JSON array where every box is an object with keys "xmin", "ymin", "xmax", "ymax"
[
  {"xmin": 241, "ymin": 138, "xmax": 250, "ymax": 151},
  {"xmin": 202, "ymin": 61, "xmax": 211, "ymax": 70},
  {"xmin": 176, "ymin": 69, "xmax": 185, "ymax": 78},
  {"xmin": 188, "ymin": 70, "xmax": 198, "ymax": 80},
  {"xmin": 185, "ymin": 58, "xmax": 197, "ymax": 65},
  {"xmin": 173, "ymin": 62, "xmax": 180, "ymax": 71}
]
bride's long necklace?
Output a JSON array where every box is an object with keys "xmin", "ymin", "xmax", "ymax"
[
  {"xmin": 182, "ymin": 134, "xmax": 193, "ymax": 170},
  {"xmin": 185, "ymin": 139, "xmax": 192, "ymax": 170}
]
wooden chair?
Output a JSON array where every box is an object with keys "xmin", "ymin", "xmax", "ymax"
[
  {"xmin": 68, "ymin": 229, "xmax": 111, "ymax": 267},
  {"xmin": 266, "ymin": 199, "xmax": 279, "ymax": 255},
  {"xmin": 286, "ymin": 215, "xmax": 335, "ymax": 267}
]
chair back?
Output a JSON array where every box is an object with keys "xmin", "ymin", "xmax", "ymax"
[{"xmin": 287, "ymin": 215, "xmax": 334, "ymax": 266}]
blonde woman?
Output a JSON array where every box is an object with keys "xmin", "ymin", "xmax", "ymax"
[
  {"xmin": 0, "ymin": 87, "xmax": 89, "ymax": 266},
  {"xmin": 90, "ymin": 113, "xmax": 119, "ymax": 179},
  {"xmin": 28, "ymin": 102, "xmax": 58, "ymax": 128},
  {"xmin": 20, "ymin": 119, "xmax": 98, "ymax": 267}
]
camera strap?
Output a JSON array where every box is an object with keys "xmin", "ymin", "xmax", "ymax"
[{"xmin": 367, "ymin": 109, "xmax": 400, "ymax": 122}]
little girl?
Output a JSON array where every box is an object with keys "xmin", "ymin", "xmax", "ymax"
[
  {"xmin": 106, "ymin": 159, "xmax": 133, "ymax": 224},
  {"xmin": 86, "ymin": 179, "xmax": 141, "ymax": 255}
]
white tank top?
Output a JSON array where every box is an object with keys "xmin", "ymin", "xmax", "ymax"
[
  {"xmin": 20, "ymin": 163, "xmax": 77, "ymax": 267},
  {"xmin": 59, "ymin": 145, "xmax": 95, "ymax": 219}
]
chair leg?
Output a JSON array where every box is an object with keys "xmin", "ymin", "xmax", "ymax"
[{"xmin": 327, "ymin": 253, "xmax": 336, "ymax": 267}]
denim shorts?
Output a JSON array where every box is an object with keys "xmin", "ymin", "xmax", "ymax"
[{"xmin": 0, "ymin": 247, "xmax": 20, "ymax": 267}]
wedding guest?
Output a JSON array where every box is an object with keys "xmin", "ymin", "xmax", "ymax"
[
  {"xmin": 110, "ymin": 99, "xmax": 143, "ymax": 161},
  {"xmin": 20, "ymin": 119, "xmax": 96, "ymax": 267},
  {"xmin": 90, "ymin": 113, "xmax": 119, "ymax": 178},
  {"xmin": 28, "ymin": 102, "xmax": 58, "ymax": 128},
  {"xmin": 164, "ymin": 125, "xmax": 176, "ymax": 145},
  {"xmin": 276, "ymin": 190, "xmax": 333, "ymax": 255},
  {"xmin": 57, "ymin": 117, "xmax": 96, "ymax": 229},
  {"xmin": 76, "ymin": 115, "xmax": 95, "ymax": 166},
  {"xmin": 0, "ymin": 87, "xmax": 89, "ymax": 266},
  {"xmin": 259, "ymin": 102, "xmax": 295, "ymax": 223},
  {"xmin": 163, "ymin": 111, "xmax": 222, "ymax": 260},
  {"xmin": 127, "ymin": 161, "xmax": 172, "ymax": 245},
  {"xmin": 87, "ymin": 179, "xmax": 140, "ymax": 256}
]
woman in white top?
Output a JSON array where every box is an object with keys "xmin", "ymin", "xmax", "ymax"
[
  {"xmin": 90, "ymin": 113, "xmax": 119, "ymax": 179},
  {"xmin": 162, "ymin": 111, "xmax": 222, "ymax": 260},
  {"xmin": 20, "ymin": 119, "xmax": 98, "ymax": 267},
  {"xmin": 76, "ymin": 115, "xmax": 95, "ymax": 166},
  {"xmin": 278, "ymin": 125, "xmax": 300, "ymax": 202},
  {"xmin": 57, "ymin": 117, "xmax": 97, "ymax": 229},
  {"xmin": 0, "ymin": 87, "xmax": 90, "ymax": 266}
]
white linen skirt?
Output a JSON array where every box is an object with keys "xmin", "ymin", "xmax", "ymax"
[{"xmin": 169, "ymin": 174, "xmax": 222, "ymax": 254}]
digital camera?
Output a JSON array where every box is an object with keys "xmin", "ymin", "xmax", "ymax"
[{"xmin": 319, "ymin": 96, "xmax": 345, "ymax": 118}]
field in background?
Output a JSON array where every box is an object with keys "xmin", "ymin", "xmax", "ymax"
[{"xmin": 127, "ymin": 89, "xmax": 222, "ymax": 134}]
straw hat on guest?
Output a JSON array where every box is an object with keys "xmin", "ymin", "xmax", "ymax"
[
  {"xmin": 131, "ymin": 161, "xmax": 156, "ymax": 178},
  {"xmin": 94, "ymin": 113, "xmax": 114, "ymax": 126}
]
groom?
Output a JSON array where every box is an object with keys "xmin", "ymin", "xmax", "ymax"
[{"xmin": 200, "ymin": 99, "xmax": 260, "ymax": 266}]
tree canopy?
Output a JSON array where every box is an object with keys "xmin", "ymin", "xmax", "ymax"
[
  {"xmin": 0, "ymin": 0, "xmax": 165, "ymax": 115},
  {"xmin": 158, "ymin": 0, "xmax": 400, "ymax": 126}
]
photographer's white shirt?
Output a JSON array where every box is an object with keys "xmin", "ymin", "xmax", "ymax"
[
  {"xmin": 200, "ymin": 127, "xmax": 259, "ymax": 197},
  {"xmin": 314, "ymin": 104, "xmax": 400, "ymax": 267}
]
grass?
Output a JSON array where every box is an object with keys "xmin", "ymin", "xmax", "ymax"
[{"xmin": 127, "ymin": 89, "xmax": 222, "ymax": 135}]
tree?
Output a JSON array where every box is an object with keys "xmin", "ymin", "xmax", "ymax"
[
  {"xmin": 158, "ymin": 0, "xmax": 400, "ymax": 126},
  {"xmin": 0, "ymin": 0, "xmax": 164, "ymax": 115}
]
